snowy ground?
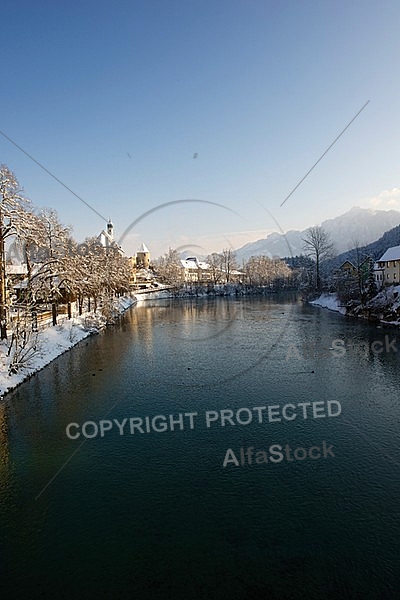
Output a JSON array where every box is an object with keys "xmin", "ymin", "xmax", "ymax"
[
  {"xmin": 134, "ymin": 288, "xmax": 175, "ymax": 301},
  {"xmin": 310, "ymin": 293, "xmax": 347, "ymax": 315},
  {"xmin": 310, "ymin": 287, "xmax": 400, "ymax": 326},
  {"xmin": 0, "ymin": 295, "xmax": 136, "ymax": 397}
]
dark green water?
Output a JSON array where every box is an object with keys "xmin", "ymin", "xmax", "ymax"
[{"xmin": 1, "ymin": 295, "xmax": 400, "ymax": 599}]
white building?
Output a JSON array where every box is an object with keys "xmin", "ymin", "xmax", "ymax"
[
  {"xmin": 180, "ymin": 257, "xmax": 244, "ymax": 283},
  {"xmin": 374, "ymin": 245, "xmax": 400, "ymax": 287},
  {"xmin": 97, "ymin": 221, "xmax": 124, "ymax": 256}
]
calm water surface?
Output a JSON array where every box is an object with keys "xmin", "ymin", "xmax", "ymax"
[{"xmin": 1, "ymin": 295, "xmax": 400, "ymax": 599}]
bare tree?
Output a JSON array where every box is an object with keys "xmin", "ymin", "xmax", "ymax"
[
  {"xmin": 302, "ymin": 226, "xmax": 335, "ymax": 292},
  {"xmin": 220, "ymin": 248, "xmax": 238, "ymax": 283},
  {"xmin": 7, "ymin": 311, "xmax": 41, "ymax": 375},
  {"xmin": 206, "ymin": 253, "xmax": 223, "ymax": 284}
]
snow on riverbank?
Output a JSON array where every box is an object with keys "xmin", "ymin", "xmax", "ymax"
[
  {"xmin": 0, "ymin": 295, "xmax": 136, "ymax": 397},
  {"xmin": 133, "ymin": 288, "xmax": 174, "ymax": 302},
  {"xmin": 354, "ymin": 284, "xmax": 400, "ymax": 326},
  {"xmin": 310, "ymin": 293, "xmax": 347, "ymax": 315},
  {"xmin": 310, "ymin": 287, "xmax": 400, "ymax": 326}
]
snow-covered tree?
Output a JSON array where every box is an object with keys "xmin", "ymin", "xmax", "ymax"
[
  {"xmin": 0, "ymin": 165, "xmax": 32, "ymax": 338},
  {"xmin": 0, "ymin": 167, "xmax": 133, "ymax": 337},
  {"xmin": 220, "ymin": 248, "xmax": 238, "ymax": 283},
  {"xmin": 69, "ymin": 237, "xmax": 130, "ymax": 319},
  {"xmin": 154, "ymin": 248, "xmax": 183, "ymax": 284},
  {"xmin": 25, "ymin": 209, "xmax": 72, "ymax": 324}
]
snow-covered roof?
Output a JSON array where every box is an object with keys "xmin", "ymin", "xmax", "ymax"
[
  {"xmin": 97, "ymin": 230, "xmax": 124, "ymax": 255},
  {"xmin": 180, "ymin": 258, "xmax": 210, "ymax": 270},
  {"xmin": 97, "ymin": 230, "xmax": 113, "ymax": 245},
  {"xmin": 137, "ymin": 243, "xmax": 150, "ymax": 253},
  {"xmin": 378, "ymin": 245, "xmax": 400, "ymax": 262}
]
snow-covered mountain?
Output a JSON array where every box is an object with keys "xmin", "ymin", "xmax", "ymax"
[{"xmin": 235, "ymin": 207, "xmax": 400, "ymax": 262}]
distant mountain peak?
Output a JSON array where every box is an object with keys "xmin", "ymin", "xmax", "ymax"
[{"xmin": 234, "ymin": 207, "xmax": 400, "ymax": 262}]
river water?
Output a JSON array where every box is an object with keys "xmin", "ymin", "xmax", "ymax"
[{"xmin": 1, "ymin": 295, "xmax": 400, "ymax": 599}]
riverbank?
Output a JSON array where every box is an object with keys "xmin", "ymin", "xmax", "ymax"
[
  {"xmin": 134, "ymin": 283, "xmax": 296, "ymax": 301},
  {"xmin": 0, "ymin": 295, "xmax": 136, "ymax": 397},
  {"xmin": 310, "ymin": 293, "xmax": 347, "ymax": 315},
  {"xmin": 310, "ymin": 286, "xmax": 400, "ymax": 326}
]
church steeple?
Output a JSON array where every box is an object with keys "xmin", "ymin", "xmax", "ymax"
[{"xmin": 107, "ymin": 220, "xmax": 113, "ymax": 239}]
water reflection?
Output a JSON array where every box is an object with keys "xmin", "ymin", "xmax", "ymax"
[{"xmin": 1, "ymin": 296, "xmax": 400, "ymax": 598}]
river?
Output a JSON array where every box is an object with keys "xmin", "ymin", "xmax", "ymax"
[{"xmin": 1, "ymin": 294, "xmax": 400, "ymax": 599}]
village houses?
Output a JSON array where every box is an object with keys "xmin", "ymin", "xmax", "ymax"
[{"xmin": 180, "ymin": 257, "xmax": 244, "ymax": 284}]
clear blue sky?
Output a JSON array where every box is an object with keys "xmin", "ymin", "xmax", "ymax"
[{"xmin": 1, "ymin": 0, "xmax": 400, "ymax": 257}]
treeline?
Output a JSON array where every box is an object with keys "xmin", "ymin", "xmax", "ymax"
[
  {"xmin": 154, "ymin": 247, "xmax": 298, "ymax": 289},
  {"xmin": 0, "ymin": 165, "xmax": 132, "ymax": 333}
]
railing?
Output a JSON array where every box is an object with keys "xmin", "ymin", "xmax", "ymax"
[{"xmin": 8, "ymin": 304, "xmax": 80, "ymax": 332}]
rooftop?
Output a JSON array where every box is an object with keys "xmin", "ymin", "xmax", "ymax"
[
  {"xmin": 378, "ymin": 245, "xmax": 400, "ymax": 262},
  {"xmin": 180, "ymin": 258, "xmax": 209, "ymax": 270},
  {"xmin": 137, "ymin": 243, "xmax": 150, "ymax": 254}
]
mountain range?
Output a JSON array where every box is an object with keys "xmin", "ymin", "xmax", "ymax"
[
  {"xmin": 234, "ymin": 207, "xmax": 400, "ymax": 262},
  {"xmin": 323, "ymin": 222, "xmax": 400, "ymax": 272}
]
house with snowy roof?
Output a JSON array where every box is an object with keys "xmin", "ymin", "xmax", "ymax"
[
  {"xmin": 180, "ymin": 257, "xmax": 244, "ymax": 284},
  {"xmin": 180, "ymin": 257, "xmax": 212, "ymax": 283},
  {"xmin": 374, "ymin": 245, "xmax": 400, "ymax": 287}
]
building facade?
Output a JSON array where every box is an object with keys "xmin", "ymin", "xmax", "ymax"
[{"xmin": 374, "ymin": 245, "xmax": 400, "ymax": 287}]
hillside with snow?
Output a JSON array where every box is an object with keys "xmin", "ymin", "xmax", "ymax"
[{"xmin": 235, "ymin": 207, "xmax": 400, "ymax": 262}]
